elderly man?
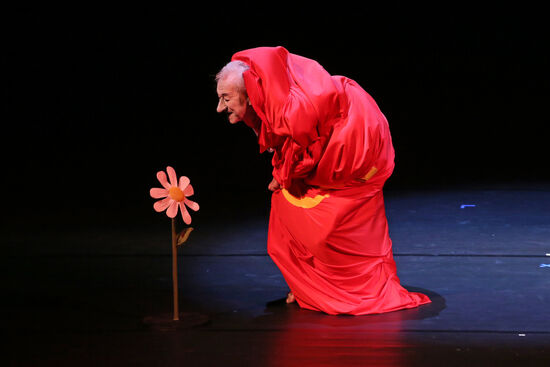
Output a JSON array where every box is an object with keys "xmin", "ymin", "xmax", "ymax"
[{"xmin": 215, "ymin": 46, "xmax": 430, "ymax": 315}]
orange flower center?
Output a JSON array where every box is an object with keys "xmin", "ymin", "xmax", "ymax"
[{"xmin": 169, "ymin": 187, "xmax": 186, "ymax": 202}]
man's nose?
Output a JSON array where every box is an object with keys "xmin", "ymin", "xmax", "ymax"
[{"xmin": 216, "ymin": 99, "xmax": 226, "ymax": 113}]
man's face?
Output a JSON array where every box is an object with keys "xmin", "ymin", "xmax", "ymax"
[{"xmin": 216, "ymin": 76, "xmax": 248, "ymax": 124}]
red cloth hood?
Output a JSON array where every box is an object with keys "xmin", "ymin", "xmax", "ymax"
[{"xmin": 232, "ymin": 46, "xmax": 394, "ymax": 190}]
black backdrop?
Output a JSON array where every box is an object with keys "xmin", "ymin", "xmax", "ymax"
[{"xmin": 5, "ymin": 4, "xmax": 549, "ymax": 228}]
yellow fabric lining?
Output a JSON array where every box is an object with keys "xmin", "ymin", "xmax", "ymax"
[
  {"xmin": 281, "ymin": 166, "xmax": 377, "ymax": 208},
  {"xmin": 361, "ymin": 166, "xmax": 378, "ymax": 181},
  {"xmin": 281, "ymin": 189, "xmax": 329, "ymax": 209}
]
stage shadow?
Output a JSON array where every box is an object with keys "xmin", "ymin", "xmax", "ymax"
[{"xmin": 260, "ymin": 286, "xmax": 445, "ymax": 327}]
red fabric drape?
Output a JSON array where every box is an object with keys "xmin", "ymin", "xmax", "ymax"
[{"xmin": 232, "ymin": 46, "xmax": 430, "ymax": 315}]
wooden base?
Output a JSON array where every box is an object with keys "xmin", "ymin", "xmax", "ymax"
[{"xmin": 143, "ymin": 312, "xmax": 210, "ymax": 331}]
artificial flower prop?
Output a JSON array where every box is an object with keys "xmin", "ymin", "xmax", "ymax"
[
  {"xmin": 150, "ymin": 166, "xmax": 199, "ymax": 226},
  {"xmin": 148, "ymin": 166, "xmax": 202, "ymax": 325}
]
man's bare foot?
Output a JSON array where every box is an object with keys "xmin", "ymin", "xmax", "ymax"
[{"xmin": 286, "ymin": 292, "xmax": 296, "ymax": 304}]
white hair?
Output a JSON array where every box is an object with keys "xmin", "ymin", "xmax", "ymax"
[{"xmin": 215, "ymin": 60, "xmax": 250, "ymax": 93}]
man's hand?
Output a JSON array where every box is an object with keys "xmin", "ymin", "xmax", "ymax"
[{"xmin": 268, "ymin": 177, "xmax": 281, "ymax": 191}]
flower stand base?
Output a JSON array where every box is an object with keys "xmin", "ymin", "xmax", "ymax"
[{"xmin": 143, "ymin": 312, "xmax": 210, "ymax": 331}]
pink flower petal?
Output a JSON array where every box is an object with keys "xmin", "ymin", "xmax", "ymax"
[
  {"xmin": 150, "ymin": 187, "xmax": 168, "ymax": 199},
  {"xmin": 179, "ymin": 176, "xmax": 190, "ymax": 191},
  {"xmin": 167, "ymin": 166, "xmax": 178, "ymax": 187},
  {"xmin": 153, "ymin": 197, "xmax": 172, "ymax": 212},
  {"xmin": 184, "ymin": 183, "xmax": 194, "ymax": 197},
  {"xmin": 166, "ymin": 200, "xmax": 179, "ymax": 218},
  {"xmin": 180, "ymin": 203, "xmax": 192, "ymax": 225},
  {"xmin": 156, "ymin": 171, "xmax": 170, "ymax": 190},
  {"xmin": 185, "ymin": 198, "xmax": 200, "ymax": 211}
]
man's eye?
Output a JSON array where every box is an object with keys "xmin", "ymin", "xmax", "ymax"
[{"xmin": 224, "ymin": 99, "xmax": 230, "ymax": 103}]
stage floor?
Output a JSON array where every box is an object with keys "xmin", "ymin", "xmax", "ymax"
[{"xmin": 4, "ymin": 183, "xmax": 550, "ymax": 366}]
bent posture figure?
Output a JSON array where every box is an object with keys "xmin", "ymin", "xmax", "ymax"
[{"xmin": 216, "ymin": 46, "xmax": 430, "ymax": 315}]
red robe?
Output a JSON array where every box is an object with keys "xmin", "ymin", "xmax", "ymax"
[{"xmin": 232, "ymin": 46, "xmax": 430, "ymax": 315}]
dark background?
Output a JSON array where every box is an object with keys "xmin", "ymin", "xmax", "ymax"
[{"xmin": 5, "ymin": 4, "xmax": 549, "ymax": 230}]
